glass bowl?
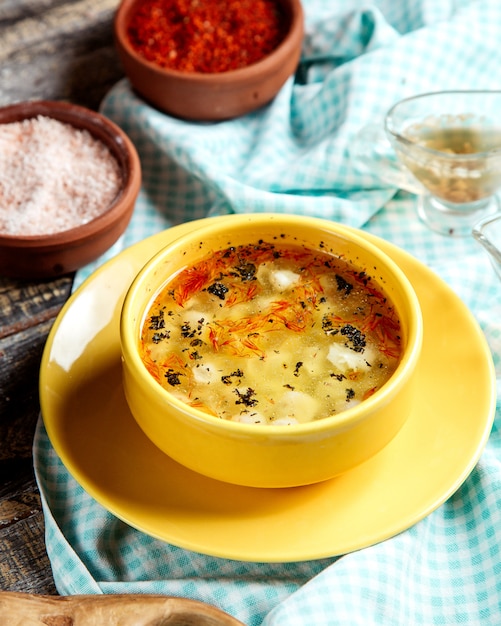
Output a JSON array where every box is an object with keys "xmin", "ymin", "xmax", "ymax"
[{"xmin": 473, "ymin": 213, "xmax": 501, "ymax": 280}]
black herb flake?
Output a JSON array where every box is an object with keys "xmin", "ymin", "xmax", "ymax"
[
  {"xmin": 177, "ymin": 318, "xmax": 205, "ymax": 340},
  {"xmin": 221, "ymin": 369, "xmax": 244, "ymax": 385},
  {"xmin": 208, "ymin": 282, "xmax": 229, "ymax": 300},
  {"xmin": 346, "ymin": 388, "xmax": 355, "ymax": 401},
  {"xmin": 357, "ymin": 271, "xmax": 369, "ymax": 286},
  {"xmin": 341, "ymin": 324, "xmax": 366, "ymax": 352},
  {"xmin": 181, "ymin": 322, "xmax": 196, "ymax": 338},
  {"xmin": 149, "ymin": 310, "xmax": 165, "ymax": 330},
  {"xmin": 293, "ymin": 361, "xmax": 304, "ymax": 377},
  {"xmin": 331, "ymin": 373, "xmax": 346, "ymax": 381},
  {"xmin": 223, "ymin": 246, "xmax": 236, "ymax": 258},
  {"xmin": 335, "ymin": 274, "xmax": 353, "ymax": 295},
  {"xmin": 152, "ymin": 331, "xmax": 170, "ymax": 343},
  {"xmin": 322, "ymin": 316, "xmax": 339, "ymax": 336},
  {"xmin": 165, "ymin": 369, "xmax": 183, "ymax": 386},
  {"xmin": 234, "ymin": 387, "xmax": 258, "ymax": 407},
  {"xmin": 234, "ymin": 262, "xmax": 257, "ymax": 281}
]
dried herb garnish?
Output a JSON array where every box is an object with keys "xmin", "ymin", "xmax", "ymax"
[
  {"xmin": 221, "ymin": 369, "xmax": 244, "ymax": 385},
  {"xmin": 181, "ymin": 322, "xmax": 196, "ymax": 338},
  {"xmin": 322, "ymin": 316, "xmax": 339, "ymax": 336},
  {"xmin": 149, "ymin": 310, "xmax": 165, "ymax": 330},
  {"xmin": 335, "ymin": 274, "xmax": 353, "ymax": 295},
  {"xmin": 234, "ymin": 262, "xmax": 257, "ymax": 281},
  {"xmin": 346, "ymin": 388, "xmax": 355, "ymax": 401},
  {"xmin": 152, "ymin": 331, "xmax": 170, "ymax": 343},
  {"xmin": 293, "ymin": 361, "xmax": 303, "ymax": 377},
  {"xmin": 234, "ymin": 387, "xmax": 258, "ymax": 407},
  {"xmin": 180, "ymin": 318, "xmax": 205, "ymax": 339},
  {"xmin": 208, "ymin": 282, "xmax": 229, "ymax": 300},
  {"xmin": 165, "ymin": 369, "xmax": 182, "ymax": 386},
  {"xmin": 341, "ymin": 324, "xmax": 366, "ymax": 352},
  {"xmin": 331, "ymin": 373, "xmax": 346, "ymax": 381},
  {"xmin": 356, "ymin": 271, "xmax": 369, "ymax": 285}
]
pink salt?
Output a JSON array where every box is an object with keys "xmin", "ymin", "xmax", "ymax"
[{"xmin": 0, "ymin": 115, "xmax": 122, "ymax": 236}]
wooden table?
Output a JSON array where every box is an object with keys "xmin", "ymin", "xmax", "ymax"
[{"xmin": 0, "ymin": 0, "xmax": 124, "ymax": 594}]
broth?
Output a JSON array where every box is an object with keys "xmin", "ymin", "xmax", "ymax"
[{"xmin": 140, "ymin": 241, "xmax": 402, "ymax": 425}]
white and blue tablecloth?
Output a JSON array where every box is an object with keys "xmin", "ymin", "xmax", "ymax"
[{"xmin": 35, "ymin": 1, "xmax": 501, "ymax": 623}]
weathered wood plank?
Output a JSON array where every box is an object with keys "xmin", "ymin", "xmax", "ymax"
[
  {"xmin": 0, "ymin": 511, "xmax": 58, "ymax": 594},
  {"xmin": 0, "ymin": 0, "xmax": 124, "ymax": 110},
  {"xmin": 0, "ymin": 277, "xmax": 73, "ymax": 459},
  {"xmin": 0, "ymin": 320, "xmax": 52, "ymax": 445},
  {"xmin": 0, "ymin": 317, "xmax": 66, "ymax": 594},
  {"xmin": 0, "ymin": 0, "xmax": 124, "ymax": 595},
  {"xmin": 0, "ymin": 276, "xmax": 73, "ymax": 338},
  {"xmin": 0, "ymin": 457, "xmax": 40, "ymax": 507},
  {"xmin": 0, "ymin": 281, "xmax": 73, "ymax": 595}
]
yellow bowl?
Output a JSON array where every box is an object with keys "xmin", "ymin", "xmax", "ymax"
[{"xmin": 120, "ymin": 214, "xmax": 423, "ymax": 488}]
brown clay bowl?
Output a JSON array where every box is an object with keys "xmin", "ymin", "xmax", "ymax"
[
  {"xmin": 0, "ymin": 100, "xmax": 141, "ymax": 280},
  {"xmin": 114, "ymin": 0, "xmax": 304, "ymax": 121}
]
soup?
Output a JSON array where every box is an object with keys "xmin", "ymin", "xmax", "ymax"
[{"xmin": 140, "ymin": 240, "xmax": 402, "ymax": 425}]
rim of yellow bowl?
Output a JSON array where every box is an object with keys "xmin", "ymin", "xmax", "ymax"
[{"xmin": 120, "ymin": 214, "xmax": 423, "ymax": 435}]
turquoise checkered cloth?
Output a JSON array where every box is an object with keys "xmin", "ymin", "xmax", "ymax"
[{"xmin": 35, "ymin": 0, "xmax": 501, "ymax": 624}]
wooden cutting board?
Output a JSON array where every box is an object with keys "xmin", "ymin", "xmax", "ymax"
[{"xmin": 0, "ymin": 592, "xmax": 246, "ymax": 625}]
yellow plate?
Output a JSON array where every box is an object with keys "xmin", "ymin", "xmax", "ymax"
[{"xmin": 39, "ymin": 218, "xmax": 496, "ymax": 562}]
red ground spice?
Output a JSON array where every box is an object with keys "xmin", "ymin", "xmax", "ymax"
[{"xmin": 127, "ymin": 0, "xmax": 287, "ymax": 73}]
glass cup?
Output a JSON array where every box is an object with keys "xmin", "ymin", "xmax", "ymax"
[
  {"xmin": 352, "ymin": 91, "xmax": 501, "ymax": 237},
  {"xmin": 473, "ymin": 213, "xmax": 501, "ymax": 280}
]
